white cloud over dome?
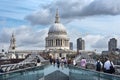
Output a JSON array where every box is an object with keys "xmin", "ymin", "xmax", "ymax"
[{"xmin": 25, "ymin": 0, "xmax": 120, "ymax": 25}]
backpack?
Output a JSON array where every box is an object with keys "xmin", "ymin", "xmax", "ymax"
[
  {"xmin": 110, "ymin": 61, "xmax": 115, "ymax": 73},
  {"xmin": 96, "ymin": 61, "xmax": 101, "ymax": 71}
]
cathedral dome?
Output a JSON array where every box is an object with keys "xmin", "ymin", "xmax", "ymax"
[
  {"xmin": 45, "ymin": 9, "xmax": 69, "ymax": 50},
  {"xmin": 48, "ymin": 9, "xmax": 67, "ymax": 34},
  {"xmin": 49, "ymin": 23, "xmax": 67, "ymax": 34}
]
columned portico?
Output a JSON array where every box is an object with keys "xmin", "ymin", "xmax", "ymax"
[{"xmin": 46, "ymin": 38, "xmax": 69, "ymax": 49}]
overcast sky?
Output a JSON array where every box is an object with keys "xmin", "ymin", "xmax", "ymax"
[{"xmin": 0, "ymin": 0, "xmax": 120, "ymax": 52}]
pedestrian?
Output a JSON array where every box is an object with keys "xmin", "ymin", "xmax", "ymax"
[
  {"xmin": 49, "ymin": 57, "xmax": 53, "ymax": 64},
  {"xmin": 36, "ymin": 58, "xmax": 41, "ymax": 66},
  {"xmin": 53, "ymin": 58, "xmax": 56, "ymax": 66},
  {"xmin": 80, "ymin": 57, "xmax": 86, "ymax": 68},
  {"xmin": 73, "ymin": 59, "xmax": 77, "ymax": 66},
  {"xmin": 63, "ymin": 58, "xmax": 67, "ymax": 67},
  {"xmin": 95, "ymin": 59, "xmax": 103, "ymax": 71},
  {"xmin": 61, "ymin": 58, "xmax": 64, "ymax": 69},
  {"xmin": 104, "ymin": 57, "xmax": 115, "ymax": 74},
  {"xmin": 56, "ymin": 57, "xmax": 60, "ymax": 68}
]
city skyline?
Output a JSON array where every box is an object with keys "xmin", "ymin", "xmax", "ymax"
[{"xmin": 0, "ymin": 0, "xmax": 120, "ymax": 52}]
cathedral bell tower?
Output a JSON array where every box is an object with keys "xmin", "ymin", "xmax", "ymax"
[{"xmin": 9, "ymin": 32, "xmax": 16, "ymax": 50}]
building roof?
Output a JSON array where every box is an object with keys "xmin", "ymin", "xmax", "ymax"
[{"xmin": 48, "ymin": 9, "xmax": 67, "ymax": 34}]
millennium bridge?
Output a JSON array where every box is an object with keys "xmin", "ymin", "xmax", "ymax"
[
  {"xmin": 0, "ymin": 52, "xmax": 120, "ymax": 80},
  {"xmin": 0, "ymin": 64, "xmax": 120, "ymax": 80}
]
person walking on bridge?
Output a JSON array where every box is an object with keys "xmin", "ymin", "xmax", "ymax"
[
  {"xmin": 80, "ymin": 57, "xmax": 86, "ymax": 68},
  {"xmin": 73, "ymin": 59, "xmax": 77, "ymax": 66},
  {"xmin": 95, "ymin": 59, "xmax": 103, "ymax": 71},
  {"xmin": 104, "ymin": 58, "xmax": 115, "ymax": 74}
]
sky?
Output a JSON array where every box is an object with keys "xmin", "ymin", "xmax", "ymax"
[{"xmin": 0, "ymin": 0, "xmax": 120, "ymax": 52}]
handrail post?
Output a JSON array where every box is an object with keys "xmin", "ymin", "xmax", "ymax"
[{"xmin": 98, "ymin": 72, "xmax": 100, "ymax": 80}]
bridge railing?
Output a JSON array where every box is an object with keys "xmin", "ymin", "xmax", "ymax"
[
  {"xmin": 0, "ymin": 64, "xmax": 120, "ymax": 80},
  {"xmin": 1, "ymin": 62, "xmax": 36, "ymax": 72},
  {"xmin": 0, "ymin": 65, "xmax": 44, "ymax": 80},
  {"xmin": 0, "ymin": 53, "xmax": 47, "ymax": 72},
  {"xmin": 69, "ymin": 65, "xmax": 120, "ymax": 80}
]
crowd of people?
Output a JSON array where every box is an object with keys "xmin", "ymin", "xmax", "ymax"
[
  {"xmin": 72, "ymin": 57, "xmax": 115, "ymax": 74},
  {"xmin": 75, "ymin": 57, "xmax": 115, "ymax": 74},
  {"xmin": 95, "ymin": 57, "xmax": 115, "ymax": 74},
  {"xmin": 49, "ymin": 57, "xmax": 72, "ymax": 68},
  {"xmin": 49, "ymin": 56, "xmax": 115, "ymax": 74}
]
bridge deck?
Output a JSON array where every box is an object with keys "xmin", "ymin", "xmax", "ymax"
[{"xmin": 0, "ymin": 64, "xmax": 120, "ymax": 80}]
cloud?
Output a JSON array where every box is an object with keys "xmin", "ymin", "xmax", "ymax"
[
  {"xmin": 25, "ymin": 0, "xmax": 120, "ymax": 25},
  {"xmin": 82, "ymin": 34, "xmax": 103, "ymax": 51},
  {"xmin": 0, "ymin": 25, "xmax": 48, "ymax": 50},
  {"xmin": 89, "ymin": 35, "xmax": 120, "ymax": 51},
  {"xmin": 25, "ymin": 9, "xmax": 53, "ymax": 25},
  {"xmin": 15, "ymin": 26, "xmax": 48, "ymax": 49},
  {"xmin": 67, "ymin": 29, "xmax": 120, "ymax": 52},
  {"xmin": 67, "ymin": 28, "xmax": 105, "ymax": 51},
  {"xmin": 81, "ymin": 0, "xmax": 120, "ymax": 16},
  {"xmin": 91, "ymin": 38, "xmax": 108, "ymax": 49},
  {"xmin": 1, "ymin": 25, "xmax": 120, "ymax": 52}
]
